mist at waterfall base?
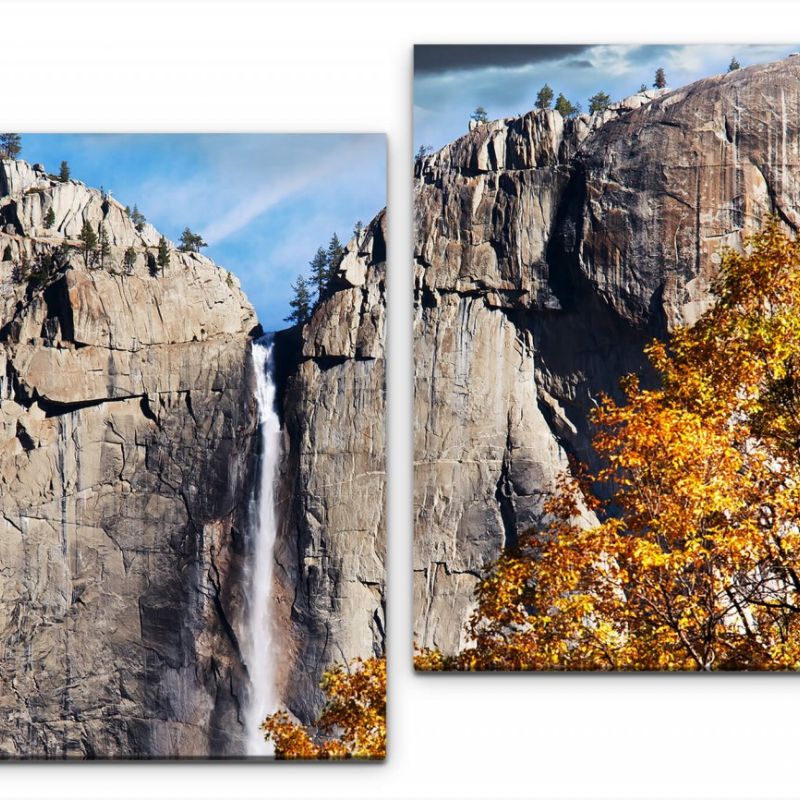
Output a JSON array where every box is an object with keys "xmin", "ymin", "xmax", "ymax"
[{"xmin": 244, "ymin": 339, "xmax": 282, "ymax": 756}]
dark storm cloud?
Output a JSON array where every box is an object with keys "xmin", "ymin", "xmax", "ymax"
[{"xmin": 414, "ymin": 45, "xmax": 591, "ymax": 75}]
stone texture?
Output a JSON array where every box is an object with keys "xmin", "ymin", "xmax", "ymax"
[
  {"xmin": 273, "ymin": 210, "xmax": 386, "ymax": 721},
  {"xmin": 414, "ymin": 56, "xmax": 800, "ymax": 654},
  {"xmin": 0, "ymin": 159, "xmax": 262, "ymax": 757}
]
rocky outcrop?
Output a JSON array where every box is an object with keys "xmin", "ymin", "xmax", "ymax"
[
  {"xmin": 0, "ymin": 159, "xmax": 262, "ymax": 757},
  {"xmin": 273, "ymin": 211, "xmax": 386, "ymax": 721},
  {"xmin": 414, "ymin": 56, "xmax": 800, "ymax": 653}
]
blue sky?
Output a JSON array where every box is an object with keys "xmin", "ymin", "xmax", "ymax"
[
  {"xmin": 415, "ymin": 44, "xmax": 800, "ymax": 152},
  {"xmin": 19, "ymin": 134, "xmax": 386, "ymax": 332}
]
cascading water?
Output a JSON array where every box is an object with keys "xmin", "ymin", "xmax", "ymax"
[{"xmin": 244, "ymin": 338, "xmax": 282, "ymax": 756}]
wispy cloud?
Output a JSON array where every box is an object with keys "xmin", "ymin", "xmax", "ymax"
[{"xmin": 202, "ymin": 144, "xmax": 347, "ymax": 245}]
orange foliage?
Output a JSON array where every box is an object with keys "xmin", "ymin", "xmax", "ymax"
[
  {"xmin": 418, "ymin": 220, "xmax": 800, "ymax": 671},
  {"xmin": 262, "ymin": 657, "xmax": 386, "ymax": 759}
]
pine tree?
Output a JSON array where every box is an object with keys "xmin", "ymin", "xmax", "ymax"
[
  {"xmin": 309, "ymin": 246, "xmax": 329, "ymax": 300},
  {"xmin": 131, "ymin": 205, "xmax": 146, "ymax": 233},
  {"xmin": 353, "ymin": 220, "xmax": 364, "ymax": 238},
  {"xmin": 44, "ymin": 207, "xmax": 56, "ymax": 230},
  {"xmin": 535, "ymin": 84, "xmax": 554, "ymax": 110},
  {"xmin": 11, "ymin": 252, "xmax": 30, "ymax": 283},
  {"xmin": 554, "ymin": 93, "xmax": 579, "ymax": 117},
  {"xmin": 98, "ymin": 222, "xmax": 110, "ymax": 268},
  {"xmin": 0, "ymin": 134, "xmax": 21, "ymax": 159},
  {"xmin": 285, "ymin": 274, "xmax": 312, "ymax": 325},
  {"xmin": 147, "ymin": 250, "xmax": 158, "ymax": 277},
  {"xmin": 157, "ymin": 236, "xmax": 170, "ymax": 275},
  {"xmin": 29, "ymin": 252, "xmax": 53, "ymax": 285},
  {"xmin": 326, "ymin": 233, "xmax": 344, "ymax": 283},
  {"xmin": 729, "ymin": 57, "xmax": 741, "ymax": 72},
  {"xmin": 588, "ymin": 91, "xmax": 612, "ymax": 113},
  {"xmin": 654, "ymin": 67, "xmax": 667, "ymax": 89},
  {"xmin": 178, "ymin": 227, "xmax": 207, "ymax": 253},
  {"xmin": 470, "ymin": 106, "xmax": 489, "ymax": 124},
  {"xmin": 123, "ymin": 246, "xmax": 137, "ymax": 275},
  {"xmin": 79, "ymin": 219, "xmax": 98, "ymax": 267},
  {"xmin": 415, "ymin": 145, "xmax": 433, "ymax": 161},
  {"xmin": 59, "ymin": 160, "xmax": 70, "ymax": 182},
  {"xmin": 639, "ymin": 83, "xmax": 648, "ymax": 92}
]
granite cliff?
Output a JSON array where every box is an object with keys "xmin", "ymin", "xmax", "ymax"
[
  {"xmin": 413, "ymin": 56, "xmax": 800, "ymax": 653},
  {"xmin": 273, "ymin": 210, "xmax": 386, "ymax": 721},
  {"xmin": 0, "ymin": 157, "xmax": 386, "ymax": 756}
]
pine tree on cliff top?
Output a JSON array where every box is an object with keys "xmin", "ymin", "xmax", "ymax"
[
  {"xmin": 0, "ymin": 134, "xmax": 21, "ymax": 159},
  {"xmin": 470, "ymin": 106, "xmax": 488, "ymax": 124},
  {"xmin": 285, "ymin": 274, "xmax": 312, "ymax": 326},
  {"xmin": 554, "ymin": 93, "xmax": 579, "ymax": 117},
  {"xmin": 178, "ymin": 227, "xmax": 207, "ymax": 253},
  {"xmin": 309, "ymin": 246, "xmax": 329, "ymax": 301},
  {"xmin": 535, "ymin": 84, "xmax": 554, "ymax": 110},
  {"xmin": 326, "ymin": 233, "xmax": 344, "ymax": 282},
  {"xmin": 654, "ymin": 67, "xmax": 667, "ymax": 89},
  {"xmin": 588, "ymin": 91, "xmax": 611, "ymax": 113},
  {"xmin": 131, "ymin": 205, "xmax": 146, "ymax": 233}
]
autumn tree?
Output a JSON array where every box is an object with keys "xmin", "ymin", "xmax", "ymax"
[
  {"xmin": 535, "ymin": 83, "xmax": 554, "ymax": 110},
  {"xmin": 262, "ymin": 657, "xmax": 385, "ymax": 759},
  {"xmin": 418, "ymin": 220, "xmax": 800, "ymax": 672}
]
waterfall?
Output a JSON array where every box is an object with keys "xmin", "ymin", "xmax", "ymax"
[{"xmin": 244, "ymin": 339, "xmax": 281, "ymax": 756}]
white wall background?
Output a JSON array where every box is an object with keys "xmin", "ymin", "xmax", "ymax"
[{"xmin": 3, "ymin": 1, "xmax": 799, "ymax": 798}]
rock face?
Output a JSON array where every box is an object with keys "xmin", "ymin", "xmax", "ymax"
[
  {"xmin": 273, "ymin": 211, "xmax": 386, "ymax": 721},
  {"xmin": 414, "ymin": 57, "xmax": 800, "ymax": 654},
  {"xmin": 0, "ymin": 159, "xmax": 262, "ymax": 757}
]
